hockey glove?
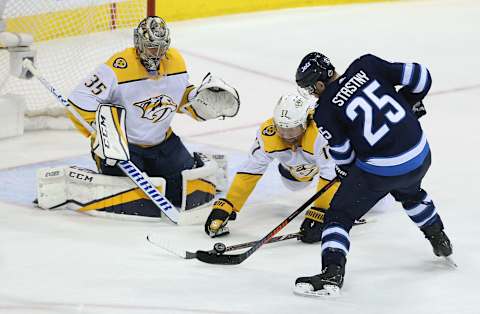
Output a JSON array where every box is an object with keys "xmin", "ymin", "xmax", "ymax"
[
  {"xmin": 411, "ymin": 101, "xmax": 427, "ymax": 119},
  {"xmin": 204, "ymin": 198, "xmax": 237, "ymax": 238},
  {"xmin": 300, "ymin": 207, "xmax": 326, "ymax": 243},
  {"xmin": 398, "ymin": 87, "xmax": 426, "ymax": 119}
]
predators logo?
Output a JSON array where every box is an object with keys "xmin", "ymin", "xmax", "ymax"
[
  {"xmin": 262, "ymin": 125, "xmax": 276, "ymax": 136},
  {"xmin": 113, "ymin": 57, "xmax": 127, "ymax": 69},
  {"xmin": 289, "ymin": 164, "xmax": 319, "ymax": 182},
  {"xmin": 133, "ymin": 95, "xmax": 178, "ymax": 123}
]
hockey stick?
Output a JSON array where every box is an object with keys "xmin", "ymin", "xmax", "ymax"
[
  {"xmin": 146, "ymin": 232, "xmax": 301, "ymax": 259},
  {"xmin": 22, "ymin": 59, "xmax": 179, "ymax": 224},
  {"xmin": 194, "ymin": 177, "xmax": 340, "ymax": 265}
]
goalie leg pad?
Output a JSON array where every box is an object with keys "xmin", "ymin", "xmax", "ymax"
[
  {"xmin": 37, "ymin": 160, "xmax": 224, "ymax": 225},
  {"xmin": 181, "ymin": 155, "xmax": 219, "ymax": 210},
  {"xmin": 177, "ymin": 154, "xmax": 226, "ymax": 224},
  {"xmin": 195, "ymin": 152, "xmax": 228, "ymax": 192},
  {"xmin": 37, "ymin": 166, "xmax": 167, "ymax": 218}
]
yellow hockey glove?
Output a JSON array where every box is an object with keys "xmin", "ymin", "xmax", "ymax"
[{"xmin": 204, "ymin": 198, "xmax": 237, "ymax": 238}]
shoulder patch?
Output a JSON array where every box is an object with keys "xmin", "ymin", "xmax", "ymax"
[
  {"xmin": 113, "ymin": 57, "xmax": 128, "ymax": 69},
  {"xmin": 262, "ymin": 125, "xmax": 276, "ymax": 136}
]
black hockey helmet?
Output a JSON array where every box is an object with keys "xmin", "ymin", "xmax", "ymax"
[{"xmin": 296, "ymin": 52, "xmax": 335, "ymax": 88}]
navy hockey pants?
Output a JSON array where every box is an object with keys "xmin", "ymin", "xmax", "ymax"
[
  {"xmin": 325, "ymin": 152, "xmax": 434, "ymax": 229},
  {"xmin": 321, "ymin": 152, "xmax": 442, "ymax": 265},
  {"xmin": 95, "ymin": 133, "xmax": 195, "ymax": 207}
]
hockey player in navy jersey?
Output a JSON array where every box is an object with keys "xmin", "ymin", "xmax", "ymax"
[{"xmin": 293, "ymin": 52, "xmax": 453, "ymax": 297}]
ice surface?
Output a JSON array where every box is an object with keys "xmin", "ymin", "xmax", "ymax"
[{"xmin": 1, "ymin": 1, "xmax": 479, "ymax": 313}]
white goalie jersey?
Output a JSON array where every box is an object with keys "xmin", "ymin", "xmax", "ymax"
[
  {"xmin": 68, "ymin": 47, "xmax": 200, "ymax": 146},
  {"xmin": 223, "ymin": 118, "xmax": 337, "ymax": 213}
]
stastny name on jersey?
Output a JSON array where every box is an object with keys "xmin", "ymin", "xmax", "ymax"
[{"xmin": 332, "ymin": 70, "xmax": 370, "ymax": 107}]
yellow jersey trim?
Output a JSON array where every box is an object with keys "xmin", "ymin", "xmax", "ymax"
[
  {"xmin": 259, "ymin": 118, "xmax": 319, "ymax": 154},
  {"xmin": 105, "ymin": 47, "xmax": 188, "ymax": 84}
]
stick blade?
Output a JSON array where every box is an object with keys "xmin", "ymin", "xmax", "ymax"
[{"xmin": 195, "ymin": 250, "xmax": 244, "ymax": 265}]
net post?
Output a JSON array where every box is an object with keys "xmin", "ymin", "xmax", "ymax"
[{"xmin": 147, "ymin": 0, "xmax": 156, "ymax": 16}]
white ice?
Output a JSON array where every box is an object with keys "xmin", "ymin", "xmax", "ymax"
[{"xmin": 1, "ymin": 0, "xmax": 480, "ymax": 313}]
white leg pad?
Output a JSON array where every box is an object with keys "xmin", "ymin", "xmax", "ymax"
[{"xmin": 37, "ymin": 165, "xmax": 215, "ymax": 225}]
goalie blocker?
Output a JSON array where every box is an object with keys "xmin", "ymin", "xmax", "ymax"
[
  {"xmin": 91, "ymin": 104, "xmax": 130, "ymax": 167},
  {"xmin": 36, "ymin": 155, "xmax": 221, "ymax": 224}
]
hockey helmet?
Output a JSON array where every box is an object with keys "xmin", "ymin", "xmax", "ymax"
[
  {"xmin": 273, "ymin": 94, "xmax": 312, "ymax": 143},
  {"xmin": 296, "ymin": 52, "xmax": 335, "ymax": 95},
  {"xmin": 134, "ymin": 16, "xmax": 171, "ymax": 73}
]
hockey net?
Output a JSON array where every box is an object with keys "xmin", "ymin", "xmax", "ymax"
[{"xmin": 0, "ymin": 0, "xmax": 154, "ymax": 130}]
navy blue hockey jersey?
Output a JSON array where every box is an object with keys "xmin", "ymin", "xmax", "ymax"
[{"xmin": 314, "ymin": 54, "xmax": 432, "ymax": 176}]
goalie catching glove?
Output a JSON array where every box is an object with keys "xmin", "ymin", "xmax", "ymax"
[
  {"xmin": 91, "ymin": 104, "xmax": 130, "ymax": 166},
  {"xmin": 204, "ymin": 198, "xmax": 237, "ymax": 237},
  {"xmin": 188, "ymin": 73, "xmax": 240, "ymax": 120}
]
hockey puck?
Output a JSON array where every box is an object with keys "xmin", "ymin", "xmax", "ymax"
[{"xmin": 213, "ymin": 242, "xmax": 226, "ymax": 254}]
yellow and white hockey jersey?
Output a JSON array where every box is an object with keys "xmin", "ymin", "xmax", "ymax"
[
  {"xmin": 68, "ymin": 47, "xmax": 201, "ymax": 146},
  {"xmin": 224, "ymin": 118, "xmax": 340, "ymax": 213}
]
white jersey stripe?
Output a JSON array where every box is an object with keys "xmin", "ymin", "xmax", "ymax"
[
  {"xmin": 412, "ymin": 64, "xmax": 428, "ymax": 93},
  {"xmin": 402, "ymin": 63, "xmax": 414, "ymax": 86}
]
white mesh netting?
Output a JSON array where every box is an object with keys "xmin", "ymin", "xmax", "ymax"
[{"xmin": 0, "ymin": 0, "xmax": 149, "ymax": 130}]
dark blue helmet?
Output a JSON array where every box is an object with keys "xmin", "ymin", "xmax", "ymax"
[{"xmin": 296, "ymin": 52, "xmax": 335, "ymax": 88}]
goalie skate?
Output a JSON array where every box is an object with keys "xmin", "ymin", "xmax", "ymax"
[{"xmin": 293, "ymin": 283, "xmax": 340, "ymax": 297}]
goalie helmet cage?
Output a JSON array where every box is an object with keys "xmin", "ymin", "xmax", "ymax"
[{"xmin": 0, "ymin": 0, "xmax": 156, "ymax": 130}]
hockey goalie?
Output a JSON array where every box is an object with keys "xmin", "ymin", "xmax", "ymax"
[{"xmin": 36, "ymin": 16, "xmax": 239, "ymax": 223}]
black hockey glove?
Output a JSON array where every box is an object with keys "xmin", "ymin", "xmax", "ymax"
[
  {"xmin": 300, "ymin": 207, "xmax": 326, "ymax": 243},
  {"xmin": 335, "ymin": 165, "xmax": 348, "ymax": 180},
  {"xmin": 411, "ymin": 100, "xmax": 427, "ymax": 119},
  {"xmin": 204, "ymin": 198, "xmax": 237, "ymax": 238},
  {"xmin": 398, "ymin": 87, "xmax": 426, "ymax": 119}
]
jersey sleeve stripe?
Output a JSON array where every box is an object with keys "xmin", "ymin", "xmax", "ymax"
[
  {"xmin": 330, "ymin": 139, "xmax": 351, "ymax": 153},
  {"xmin": 412, "ymin": 64, "xmax": 429, "ymax": 93},
  {"xmin": 329, "ymin": 139, "xmax": 355, "ymax": 165},
  {"xmin": 401, "ymin": 63, "xmax": 414, "ymax": 85},
  {"xmin": 330, "ymin": 149, "xmax": 355, "ymax": 165}
]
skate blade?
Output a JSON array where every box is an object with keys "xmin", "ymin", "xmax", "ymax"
[
  {"xmin": 293, "ymin": 283, "xmax": 340, "ymax": 297},
  {"xmin": 443, "ymin": 256, "xmax": 458, "ymax": 268}
]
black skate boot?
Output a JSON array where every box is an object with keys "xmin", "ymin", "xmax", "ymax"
[
  {"xmin": 422, "ymin": 222, "xmax": 452, "ymax": 257},
  {"xmin": 294, "ymin": 264, "xmax": 345, "ymax": 297}
]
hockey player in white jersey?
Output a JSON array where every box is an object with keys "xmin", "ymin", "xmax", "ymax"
[
  {"xmin": 204, "ymin": 94, "xmax": 340, "ymax": 242},
  {"xmin": 37, "ymin": 16, "xmax": 239, "ymax": 219}
]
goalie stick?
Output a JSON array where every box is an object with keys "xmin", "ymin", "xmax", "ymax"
[
  {"xmin": 146, "ymin": 232, "xmax": 302, "ymax": 259},
  {"xmin": 22, "ymin": 59, "xmax": 179, "ymax": 224}
]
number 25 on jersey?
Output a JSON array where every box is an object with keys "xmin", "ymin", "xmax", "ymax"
[{"xmin": 346, "ymin": 80, "xmax": 405, "ymax": 146}]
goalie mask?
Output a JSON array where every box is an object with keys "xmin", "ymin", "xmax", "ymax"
[
  {"xmin": 134, "ymin": 16, "xmax": 171, "ymax": 74},
  {"xmin": 273, "ymin": 94, "xmax": 311, "ymax": 144}
]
